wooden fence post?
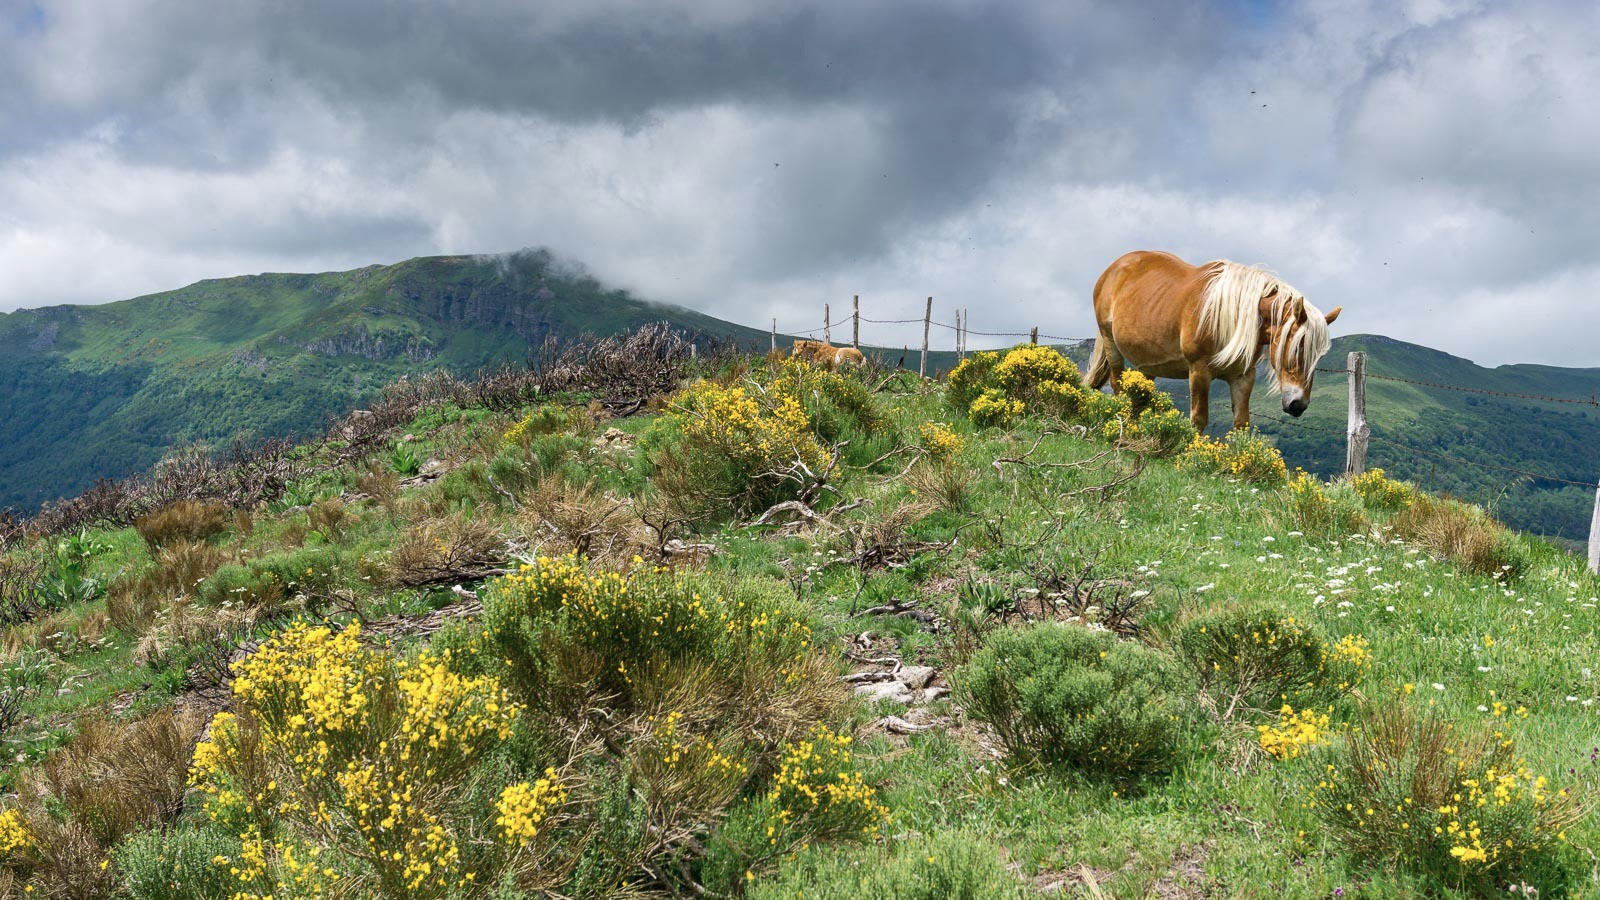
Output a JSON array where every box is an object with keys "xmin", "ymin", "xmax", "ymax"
[
  {"xmin": 920, "ymin": 297, "xmax": 932, "ymax": 378},
  {"xmin": 824, "ymin": 303, "xmax": 830, "ymax": 344},
  {"xmin": 1588, "ymin": 485, "xmax": 1600, "ymax": 574},
  {"xmin": 770, "ymin": 318, "xmax": 776, "ymax": 353},
  {"xmin": 1345, "ymin": 351, "xmax": 1369, "ymax": 477},
  {"xmin": 852, "ymin": 295, "xmax": 860, "ymax": 348},
  {"xmin": 1029, "ymin": 326, "xmax": 1039, "ymax": 345}
]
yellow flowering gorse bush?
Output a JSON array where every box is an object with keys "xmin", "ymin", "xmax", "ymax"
[
  {"xmin": 968, "ymin": 389, "xmax": 1026, "ymax": 428},
  {"xmin": 1258, "ymin": 704, "xmax": 1332, "ymax": 760},
  {"xmin": 765, "ymin": 725, "xmax": 890, "ymax": 845},
  {"xmin": 1304, "ymin": 704, "xmax": 1586, "ymax": 890},
  {"xmin": 495, "ymin": 771, "xmax": 569, "ymax": 847},
  {"xmin": 644, "ymin": 358, "xmax": 885, "ymax": 517},
  {"xmin": 918, "ymin": 422, "xmax": 965, "ymax": 460},
  {"xmin": 483, "ymin": 554, "xmax": 817, "ymax": 715},
  {"xmin": 0, "ymin": 808, "xmax": 32, "ymax": 859},
  {"xmin": 1349, "ymin": 467, "xmax": 1417, "ymax": 510},
  {"xmin": 190, "ymin": 620, "xmax": 522, "ymax": 898},
  {"xmin": 1179, "ymin": 429, "xmax": 1288, "ymax": 484}
]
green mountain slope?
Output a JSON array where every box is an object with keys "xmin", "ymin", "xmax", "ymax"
[
  {"xmin": 0, "ymin": 250, "xmax": 771, "ymax": 512},
  {"xmin": 1245, "ymin": 334, "xmax": 1600, "ymax": 542}
]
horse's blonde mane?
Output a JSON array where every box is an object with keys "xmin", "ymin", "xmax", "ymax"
[{"xmin": 1197, "ymin": 260, "xmax": 1331, "ymax": 391}]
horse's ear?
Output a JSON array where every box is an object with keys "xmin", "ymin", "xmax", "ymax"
[{"xmin": 1323, "ymin": 306, "xmax": 1342, "ymax": 325}]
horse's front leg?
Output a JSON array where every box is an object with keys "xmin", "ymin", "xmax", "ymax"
[
  {"xmin": 1229, "ymin": 375, "xmax": 1255, "ymax": 431},
  {"xmin": 1188, "ymin": 366, "xmax": 1212, "ymax": 433}
]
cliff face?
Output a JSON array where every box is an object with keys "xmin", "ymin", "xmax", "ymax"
[
  {"xmin": 292, "ymin": 324, "xmax": 437, "ymax": 362},
  {"xmin": 393, "ymin": 277, "xmax": 557, "ymax": 344}
]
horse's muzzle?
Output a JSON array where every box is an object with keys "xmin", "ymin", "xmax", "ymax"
[{"xmin": 1284, "ymin": 398, "xmax": 1308, "ymax": 417}]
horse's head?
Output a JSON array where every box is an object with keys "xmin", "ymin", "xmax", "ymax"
[{"xmin": 1259, "ymin": 292, "xmax": 1341, "ymax": 417}]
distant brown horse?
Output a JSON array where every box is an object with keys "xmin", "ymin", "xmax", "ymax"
[
  {"xmin": 1088, "ymin": 251, "xmax": 1341, "ymax": 431},
  {"xmin": 792, "ymin": 340, "xmax": 865, "ymax": 370}
]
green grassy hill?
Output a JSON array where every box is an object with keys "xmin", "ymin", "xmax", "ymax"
[
  {"xmin": 1246, "ymin": 334, "xmax": 1600, "ymax": 542},
  {"xmin": 1, "ymin": 344, "xmax": 1598, "ymax": 897},
  {"xmin": 0, "ymin": 250, "xmax": 772, "ymax": 513}
]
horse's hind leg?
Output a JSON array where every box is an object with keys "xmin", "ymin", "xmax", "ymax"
[
  {"xmin": 1188, "ymin": 366, "xmax": 1212, "ymax": 432},
  {"xmin": 1096, "ymin": 329, "xmax": 1126, "ymax": 393},
  {"xmin": 1229, "ymin": 376, "xmax": 1255, "ymax": 431}
]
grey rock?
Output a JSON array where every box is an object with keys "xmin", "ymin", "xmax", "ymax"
[
  {"xmin": 894, "ymin": 666, "xmax": 937, "ymax": 690},
  {"xmin": 855, "ymin": 680, "xmax": 914, "ymax": 704}
]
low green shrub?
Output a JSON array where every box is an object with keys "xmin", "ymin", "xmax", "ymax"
[
  {"xmin": 116, "ymin": 825, "xmax": 241, "ymax": 900},
  {"xmin": 747, "ymin": 829, "xmax": 1029, "ymax": 899},
  {"xmin": 196, "ymin": 562, "xmax": 289, "ymax": 613},
  {"xmin": 955, "ymin": 623, "xmax": 1197, "ymax": 776},
  {"xmin": 1170, "ymin": 601, "xmax": 1369, "ymax": 721}
]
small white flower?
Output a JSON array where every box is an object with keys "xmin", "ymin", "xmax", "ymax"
[{"xmin": 1432, "ymin": 683, "xmax": 1445, "ymax": 691}]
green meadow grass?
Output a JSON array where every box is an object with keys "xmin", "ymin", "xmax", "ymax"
[{"xmin": 3, "ymin": 369, "xmax": 1600, "ymax": 897}]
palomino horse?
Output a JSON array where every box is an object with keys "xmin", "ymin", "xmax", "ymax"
[
  {"xmin": 1088, "ymin": 251, "xmax": 1341, "ymax": 431},
  {"xmin": 791, "ymin": 340, "xmax": 866, "ymax": 370}
]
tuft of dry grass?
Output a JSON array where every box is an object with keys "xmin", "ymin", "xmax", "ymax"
[
  {"xmin": 107, "ymin": 540, "xmax": 228, "ymax": 636},
  {"xmin": 354, "ymin": 461, "xmax": 401, "ymax": 512},
  {"xmin": 6, "ymin": 709, "xmax": 205, "ymax": 898},
  {"xmin": 134, "ymin": 596, "xmax": 257, "ymax": 668},
  {"xmin": 1392, "ymin": 494, "xmax": 1529, "ymax": 579},
  {"xmin": 518, "ymin": 476, "xmax": 644, "ymax": 562},
  {"xmin": 132, "ymin": 499, "xmax": 231, "ymax": 554},
  {"xmin": 307, "ymin": 497, "xmax": 350, "ymax": 542},
  {"xmin": 388, "ymin": 513, "xmax": 508, "ymax": 586},
  {"xmin": 903, "ymin": 458, "xmax": 976, "ymax": 513}
]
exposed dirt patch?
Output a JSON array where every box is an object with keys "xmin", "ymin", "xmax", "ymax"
[
  {"xmin": 1033, "ymin": 863, "xmax": 1115, "ymax": 896},
  {"xmin": 1150, "ymin": 842, "xmax": 1212, "ymax": 899}
]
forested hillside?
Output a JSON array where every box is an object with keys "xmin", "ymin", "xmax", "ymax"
[{"xmin": 0, "ymin": 250, "xmax": 769, "ymax": 512}]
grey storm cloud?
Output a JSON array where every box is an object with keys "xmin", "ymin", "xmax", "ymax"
[{"xmin": 2, "ymin": 0, "xmax": 1598, "ymax": 366}]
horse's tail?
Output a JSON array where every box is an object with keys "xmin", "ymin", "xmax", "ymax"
[{"xmin": 1087, "ymin": 336, "xmax": 1112, "ymax": 389}]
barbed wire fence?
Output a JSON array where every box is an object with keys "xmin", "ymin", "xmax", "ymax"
[
  {"xmin": 760, "ymin": 297, "xmax": 1600, "ymax": 572},
  {"xmin": 1288, "ymin": 351, "xmax": 1599, "ymax": 572}
]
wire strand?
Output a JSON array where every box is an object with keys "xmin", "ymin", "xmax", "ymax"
[
  {"xmin": 1259, "ymin": 414, "xmax": 1600, "ymax": 489},
  {"xmin": 1314, "ymin": 367, "xmax": 1599, "ymax": 407}
]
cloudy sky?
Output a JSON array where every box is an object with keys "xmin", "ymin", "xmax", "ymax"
[{"xmin": 1, "ymin": 0, "xmax": 1595, "ymax": 366}]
